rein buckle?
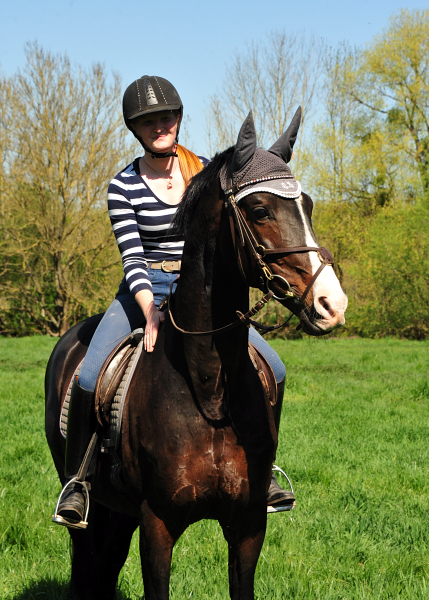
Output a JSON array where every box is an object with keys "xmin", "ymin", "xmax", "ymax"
[
  {"xmin": 261, "ymin": 264, "xmax": 274, "ymax": 281},
  {"xmin": 317, "ymin": 247, "xmax": 334, "ymax": 265}
]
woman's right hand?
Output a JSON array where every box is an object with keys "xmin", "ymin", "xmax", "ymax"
[
  {"xmin": 144, "ymin": 303, "xmax": 165, "ymax": 352},
  {"xmin": 134, "ymin": 290, "xmax": 165, "ymax": 353}
]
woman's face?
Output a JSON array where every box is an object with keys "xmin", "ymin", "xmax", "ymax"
[{"xmin": 131, "ymin": 110, "xmax": 179, "ymax": 153}]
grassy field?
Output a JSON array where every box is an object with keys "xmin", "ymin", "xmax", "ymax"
[{"xmin": 0, "ymin": 335, "xmax": 428, "ymax": 599}]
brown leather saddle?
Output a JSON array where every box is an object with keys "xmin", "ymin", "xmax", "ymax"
[
  {"xmin": 94, "ymin": 332, "xmax": 278, "ymax": 428},
  {"xmin": 61, "ymin": 330, "xmax": 278, "ymax": 443}
]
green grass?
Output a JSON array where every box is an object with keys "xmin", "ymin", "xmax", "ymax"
[{"xmin": 0, "ymin": 336, "xmax": 428, "ymax": 599}]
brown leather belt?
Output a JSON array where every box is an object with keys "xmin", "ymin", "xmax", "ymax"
[{"xmin": 149, "ymin": 260, "xmax": 181, "ymax": 273}]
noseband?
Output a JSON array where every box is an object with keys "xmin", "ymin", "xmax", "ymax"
[{"xmin": 168, "ymin": 176, "xmax": 334, "ymax": 337}]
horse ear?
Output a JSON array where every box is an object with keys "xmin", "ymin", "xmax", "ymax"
[
  {"xmin": 230, "ymin": 111, "xmax": 257, "ymax": 178},
  {"xmin": 268, "ymin": 106, "xmax": 302, "ymax": 163}
]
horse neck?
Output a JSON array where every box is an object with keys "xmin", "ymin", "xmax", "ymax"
[
  {"xmin": 175, "ymin": 182, "xmax": 249, "ymax": 335},
  {"xmin": 172, "ymin": 185, "xmax": 250, "ymax": 418}
]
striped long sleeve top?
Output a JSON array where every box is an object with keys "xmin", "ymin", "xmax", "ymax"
[{"xmin": 108, "ymin": 157, "xmax": 208, "ymax": 296}]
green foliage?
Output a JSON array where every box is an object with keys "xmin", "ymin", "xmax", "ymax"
[
  {"xmin": 313, "ymin": 199, "xmax": 429, "ymax": 339},
  {"xmin": 0, "ymin": 44, "xmax": 131, "ymax": 336},
  {"xmin": 347, "ymin": 202, "xmax": 429, "ymax": 339},
  {"xmin": 361, "ymin": 9, "xmax": 429, "ymax": 194},
  {"xmin": 1, "ymin": 336, "xmax": 429, "ymax": 599},
  {"xmin": 1, "ymin": 11, "xmax": 429, "ymax": 340},
  {"xmin": 299, "ymin": 9, "xmax": 429, "ymax": 340}
]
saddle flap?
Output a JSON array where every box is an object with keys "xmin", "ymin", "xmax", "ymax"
[
  {"xmin": 248, "ymin": 342, "xmax": 278, "ymax": 407},
  {"xmin": 95, "ymin": 329, "xmax": 143, "ymax": 426}
]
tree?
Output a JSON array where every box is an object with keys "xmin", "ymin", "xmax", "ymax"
[
  {"xmin": 354, "ymin": 9, "xmax": 429, "ymax": 195},
  {"xmin": 301, "ymin": 9, "xmax": 429, "ymax": 339},
  {"xmin": 0, "ymin": 44, "xmax": 133, "ymax": 335},
  {"xmin": 303, "ymin": 46, "xmax": 409, "ymax": 210},
  {"xmin": 206, "ymin": 31, "xmax": 325, "ymax": 174},
  {"xmin": 306, "ymin": 9, "xmax": 429, "ymax": 205}
]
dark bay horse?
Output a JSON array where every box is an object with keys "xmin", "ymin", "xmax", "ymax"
[{"xmin": 45, "ymin": 111, "xmax": 347, "ymax": 600}]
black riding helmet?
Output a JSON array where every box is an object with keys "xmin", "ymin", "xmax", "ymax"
[{"xmin": 123, "ymin": 75, "xmax": 183, "ymax": 158}]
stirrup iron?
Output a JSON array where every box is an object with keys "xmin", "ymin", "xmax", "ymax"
[
  {"xmin": 267, "ymin": 464, "xmax": 295, "ymax": 514},
  {"xmin": 52, "ymin": 477, "xmax": 90, "ymax": 529}
]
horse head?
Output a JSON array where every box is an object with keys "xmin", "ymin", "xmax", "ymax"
[{"xmin": 226, "ymin": 110, "xmax": 347, "ymax": 336}]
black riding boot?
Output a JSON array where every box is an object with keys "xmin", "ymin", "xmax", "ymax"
[
  {"xmin": 53, "ymin": 379, "xmax": 95, "ymax": 529},
  {"xmin": 267, "ymin": 377, "xmax": 296, "ymax": 510}
]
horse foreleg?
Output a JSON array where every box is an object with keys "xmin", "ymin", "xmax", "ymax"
[
  {"xmin": 139, "ymin": 501, "xmax": 177, "ymax": 600},
  {"xmin": 221, "ymin": 514, "xmax": 266, "ymax": 600},
  {"xmin": 69, "ymin": 502, "xmax": 137, "ymax": 600},
  {"xmin": 97, "ymin": 511, "xmax": 139, "ymax": 599},
  {"xmin": 69, "ymin": 503, "xmax": 107, "ymax": 600}
]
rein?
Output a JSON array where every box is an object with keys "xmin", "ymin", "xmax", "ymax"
[
  {"xmin": 168, "ymin": 175, "xmax": 334, "ymax": 337},
  {"xmin": 168, "ymin": 288, "xmax": 277, "ymax": 337}
]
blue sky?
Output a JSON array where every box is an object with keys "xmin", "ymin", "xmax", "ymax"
[{"xmin": 2, "ymin": 1, "xmax": 426, "ymax": 156}]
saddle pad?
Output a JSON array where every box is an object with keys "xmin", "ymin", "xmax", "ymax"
[{"xmin": 60, "ymin": 360, "xmax": 83, "ymax": 439}]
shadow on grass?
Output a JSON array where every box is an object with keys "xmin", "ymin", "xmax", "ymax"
[{"xmin": 12, "ymin": 579, "xmax": 135, "ymax": 600}]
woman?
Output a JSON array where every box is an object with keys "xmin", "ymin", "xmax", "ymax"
[{"xmin": 53, "ymin": 76, "xmax": 293, "ymax": 529}]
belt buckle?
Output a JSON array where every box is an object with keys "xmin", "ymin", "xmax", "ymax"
[{"xmin": 161, "ymin": 260, "xmax": 173, "ymax": 273}]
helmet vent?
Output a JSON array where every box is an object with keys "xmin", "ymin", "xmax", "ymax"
[{"xmin": 143, "ymin": 77, "xmax": 158, "ymax": 106}]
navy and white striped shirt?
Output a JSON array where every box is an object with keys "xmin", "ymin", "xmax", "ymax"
[{"xmin": 108, "ymin": 157, "xmax": 207, "ymax": 296}]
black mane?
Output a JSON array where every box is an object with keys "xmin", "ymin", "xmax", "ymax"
[{"xmin": 173, "ymin": 146, "xmax": 234, "ymax": 236}]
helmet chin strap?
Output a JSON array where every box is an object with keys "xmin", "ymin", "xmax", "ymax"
[{"xmin": 142, "ymin": 139, "xmax": 178, "ymax": 159}]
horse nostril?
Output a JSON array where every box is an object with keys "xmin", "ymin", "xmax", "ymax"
[{"xmin": 318, "ymin": 296, "xmax": 334, "ymax": 317}]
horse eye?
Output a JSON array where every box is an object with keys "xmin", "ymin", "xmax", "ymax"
[{"xmin": 253, "ymin": 207, "xmax": 268, "ymax": 220}]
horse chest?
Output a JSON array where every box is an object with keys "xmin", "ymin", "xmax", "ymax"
[
  {"xmin": 162, "ymin": 428, "xmax": 251, "ymax": 506},
  {"xmin": 124, "ymin": 400, "xmax": 251, "ymax": 504}
]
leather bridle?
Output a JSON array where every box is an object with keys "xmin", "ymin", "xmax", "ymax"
[
  {"xmin": 168, "ymin": 175, "xmax": 334, "ymax": 337},
  {"xmin": 225, "ymin": 178, "xmax": 334, "ymax": 306}
]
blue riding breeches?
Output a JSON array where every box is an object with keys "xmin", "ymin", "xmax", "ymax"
[{"xmin": 78, "ymin": 271, "xmax": 286, "ymax": 392}]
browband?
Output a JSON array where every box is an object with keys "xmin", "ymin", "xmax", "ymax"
[{"xmin": 225, "ymin": 174, "xmax": 294, "ymax": 197}]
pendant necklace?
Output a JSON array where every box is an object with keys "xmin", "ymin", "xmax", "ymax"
[{"xmin": 143, "ymin": 157, "xmax": 176, "ymax": 189}]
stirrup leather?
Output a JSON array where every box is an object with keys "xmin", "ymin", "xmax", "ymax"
[
  {"xmin": 52, "ymin": 477, "xmax": 90, "ymax": 530},
  {"xmin": 267, "ymin": 464, "xmax": 295, "ymax": 514}
]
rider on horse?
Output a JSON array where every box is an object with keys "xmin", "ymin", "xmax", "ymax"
[{"xmin": 53, "ymin": 75, "xmax": 294, "ymax": 530}]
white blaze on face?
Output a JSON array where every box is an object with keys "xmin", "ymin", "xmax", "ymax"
[{"xmin": 295, "ymin": 196, "xmax": 348, "ymax": 331}]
